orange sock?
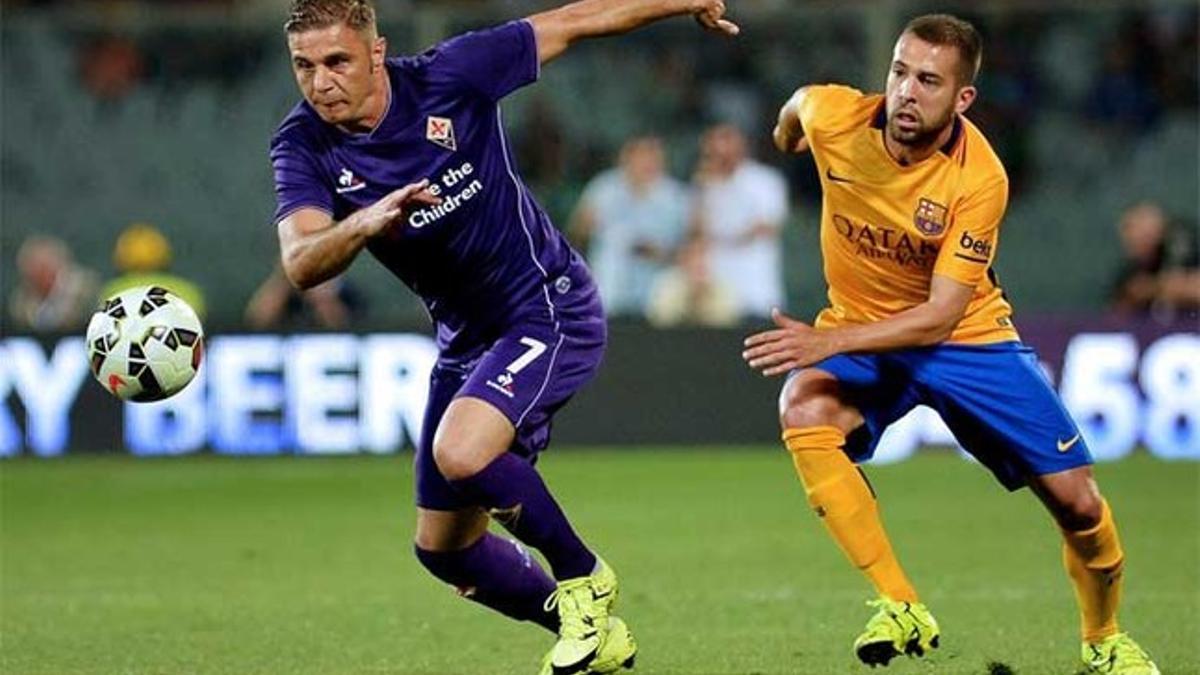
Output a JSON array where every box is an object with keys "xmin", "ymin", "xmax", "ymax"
[
  {"xmin": 1062, "ymin": 499, "xmax": 1124, "ymax": 643},
  {"xmin": 783, "ymin": 426, "xmax": 917, "ymax": 602}
]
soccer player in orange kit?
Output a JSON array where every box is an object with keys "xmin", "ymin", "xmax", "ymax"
[{"xmin": 743, "ymin": 14, "xmax": 1159, "ymax": 674}]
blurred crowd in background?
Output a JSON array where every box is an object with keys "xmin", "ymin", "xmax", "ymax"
[{"xmin": 2, "ymin": 0, "xmax": 1197, "ymax": 333}]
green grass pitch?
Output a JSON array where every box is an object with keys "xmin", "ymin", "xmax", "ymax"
[{"xmin": 2, "ymin": 450, "xmax": 1197, "ymax": 674}]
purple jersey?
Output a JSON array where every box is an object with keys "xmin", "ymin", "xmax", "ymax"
[{"xmin": 270, "ymin": 20, "xmax": 597, "ymax": 356}]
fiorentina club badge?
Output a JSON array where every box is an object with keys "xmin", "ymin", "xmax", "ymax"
[
  {"xmin": 426, "ymin": 116, "xmax": 456, "ymax": 151},
  {"xmin": 914, "ymin": 197, "xmax": 948, "ymax": 236}
]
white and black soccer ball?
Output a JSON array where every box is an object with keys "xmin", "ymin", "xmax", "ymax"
[{"xmin": 85, "ymin": 285, "xmax": 204, "ymax": 402}]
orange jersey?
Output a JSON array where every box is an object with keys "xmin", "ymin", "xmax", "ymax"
[{"xmin": 796, "ymin": 84, "xmax": 1019, "ymax": 344}]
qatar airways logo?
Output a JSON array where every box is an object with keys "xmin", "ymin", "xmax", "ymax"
[
  {"xmin": 409, "ymin": 161, "xmax": 484, "ymax": 229},
  {"xmin": 832, "ymin": 213, "xmax": 939, "ymax": 268}
]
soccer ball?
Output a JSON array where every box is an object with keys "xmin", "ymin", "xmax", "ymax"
[{"xmin": 85, "ymin": 285, "xmax": 204, "ymax": 402}]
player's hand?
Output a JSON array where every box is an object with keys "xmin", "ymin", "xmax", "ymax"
[
  {"xmin": 356, "ymin": 179, "xmax": 442, "ymax": 238},
  {"xmin": 772, "ymin": 123, "xmax": 809, "ymax": 154},
  {"xmin": 742, "ymin": 308, "xmax": 838, "ymax": 376},
  {"xmin": 692, "ymin": 0, "xmax": 740, "ymax": 36},
  {"xmin": 772, "ymin": 89, "xmax": 811, "ymax": 155}
]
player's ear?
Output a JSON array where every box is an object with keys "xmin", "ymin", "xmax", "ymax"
[
  {"xmin": 954, "ymin": 85, "xmax": 977, "ymax": 115},
  {"xmin": 371, "ymin": 36, "xmax": 387, "ymax": 70}
]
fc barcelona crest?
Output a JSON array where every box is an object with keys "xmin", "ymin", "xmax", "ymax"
[
  {"xmin": 914, "ymin": 198, "xmax": 948, "ymax": 236},
  {"xmin": 426, "ymin": 116, "xmax": 457, "ymax": 151}
]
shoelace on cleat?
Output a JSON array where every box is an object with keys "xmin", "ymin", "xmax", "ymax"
[
  {"xmin": 1106, "ymin": 635, "xmax": 1154, "ymax": 669},
  {"xmin": 862, "ymin": 599, "xmax": 926, "ymax": 645},
  {"xmin": 863, "ymin": 600, "xmax": 903, "ymax": 627},
  {"xmin": 544, "ymin": 578, "xmax": 596, "ymax": 641}
]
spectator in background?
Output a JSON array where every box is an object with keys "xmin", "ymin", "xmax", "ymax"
[
  {"xmin": 569, "ymin": 135, "xmax": 689, "ymax": 317},
  {"xmin": 8, "ymin": 235, "xmax": 98, "ymax": 332},
  {"xmin": 245, "ymin": 265, "xmax": 364, "ymax": 331},
  {"xmin": 1085, "ymin": 21, "xmax": 1164, "ymax": 133},
  {"xmin": 78, "ymin": 33, "xmax": 144, "ymax": 102},
  {"xmin": 690, "ymin": 123, "xmax": 788, "ymax": 321},
  {"xmin": 1110, "ymin": 201, "xmax": 1200, "ymax": 319},
  {"xmin": 1154, "ymin": 8, "xmax": 1199, "ymax": 109},
  {"xmin": 100, "ymin": 222, "xmax": 206, "ymax": 318},
  {"xmin": 645, "ymin": 238, "xmax": 738, "ymax": 328}
]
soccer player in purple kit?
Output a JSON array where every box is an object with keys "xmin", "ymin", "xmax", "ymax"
[{"xmin": 269, "ymin": 1, "xmax": 737, "ymax": 673}]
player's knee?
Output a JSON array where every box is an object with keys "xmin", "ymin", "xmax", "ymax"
[
  {"xmin": 432, "ymin": 438, "xmax": 483, "ymax": 481},
  {"xmin": 1054, "ymin": 489, "xmax": 1104, "ymax": 531},
  {"xmin": 432, "ymin": 399, "xmax": 513, "ymax": 482},
  {"xmin": 779, "ymin": 372, "xmax": 848, "ymax": 430},
  {"xmin": 434, "ymin": 427, "xmax": 494, "ymax": 480},
  {"xmin": 780, "ymin": 397, "xmax": 841, "ymax": 430}
]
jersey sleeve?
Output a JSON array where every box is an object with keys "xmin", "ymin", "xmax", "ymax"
[
  {"xmin": 270, "ymin": 134, "xmax": 332, "ymax": 224},
  {"xmin": 933, "ymin": 177, "xmax": 1009, "ymax": 287},
  {"xmin": 429, "ymin": 20, "xmax": 539, "ymax": 102},
  {"xmin": 795, "ymin": 84, "xmax": 866, "ymax": 147}
]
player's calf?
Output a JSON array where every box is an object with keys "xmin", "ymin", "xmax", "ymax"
[{"xmin": 414, "ymin": 534, "xmax": 559, "ymax": 632}]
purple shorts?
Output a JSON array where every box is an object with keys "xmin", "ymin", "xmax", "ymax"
[{"xmin": 414, "ymin": 311, "xmax": 607, "ymax": 510}]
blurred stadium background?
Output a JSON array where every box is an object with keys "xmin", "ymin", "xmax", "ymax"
[
  {"xmin": 1, "ymin": 1, "xmax": 1197, "ymax": 674},
  {"xmin": 2, "ymin": 0, "xmax": 1197, "ymax": 324}
]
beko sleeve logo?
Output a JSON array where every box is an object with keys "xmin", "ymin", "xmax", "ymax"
[{"xmin": 955, "ymin": 231, "xmax": 993, "ymax": 263}]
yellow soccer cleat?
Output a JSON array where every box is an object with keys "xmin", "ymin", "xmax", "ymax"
[
  {"xmin": 541, "ymin": 559, "xmax": 620, "ymax": 675},
  {"xmin": 1082, "ymin": 633, "xmax": 1160, "ymax": 674},
  {"xmin": 538, "ymin": 616, "xmax": 637, "ymax": 675},
  {"xmin": 585, "ymin": 616, "xmax": 637, "ymax": 673},
  {"xmin": 852, "ymin": 597, "xmax": 940, "ymax": 667}
]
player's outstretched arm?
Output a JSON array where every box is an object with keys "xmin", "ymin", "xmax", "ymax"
[
  {"xmin": 529, "ymin": 0, "xmax": 738, "ymax": 65},
  {"xmin": 773, "ymin": 87, "xmax": 810, "ymax": 155},
  {"xmin": 278, "ymin": 180, "xmax": 439, "ymax": 289},
  {"xmin": 742, "ymin": 275, "xmax": 973, "ymax": 376}
]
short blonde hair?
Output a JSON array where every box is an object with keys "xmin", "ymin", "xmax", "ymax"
[{"xmin": 285, "ymin": 0, "xmax": 376, "ymax": 34}]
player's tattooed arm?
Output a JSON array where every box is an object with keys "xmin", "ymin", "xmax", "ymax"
[
  {"xmin": 529, "ymin": 0, "xmax": 738, "ymax": 65},
  {"xmin": 742, "ymin": 275, "xmax": 973, "ymax": 376},
  {"xmin": 773, "ymin": 87, "xmax": 810, "ymax": 155},
  {"xmin": 277, "ymin": 180, "xmax": 439, "ymax": 289}
]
